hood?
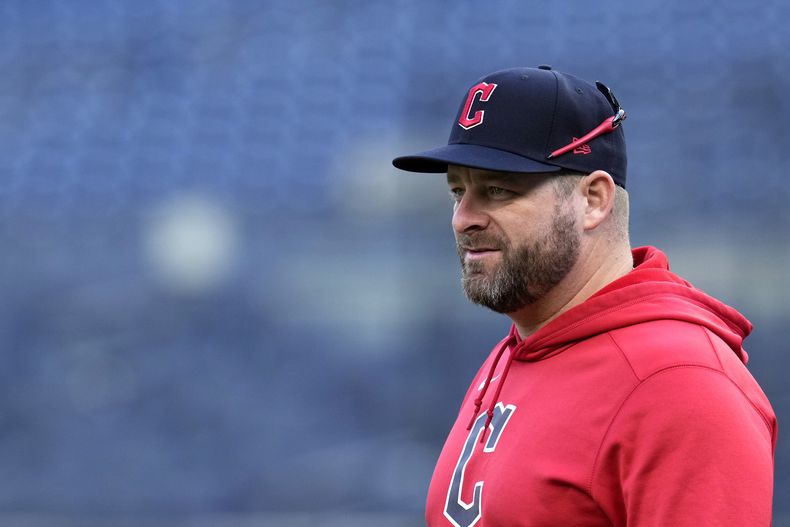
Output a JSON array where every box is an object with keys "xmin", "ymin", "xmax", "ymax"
[
  {"xmin": 467, "ymin": 246, "xmax": 753, "ymax": 440},
  {"xmin": 509, "ymin": 246, "xmax": 752, "ymax": 364}
]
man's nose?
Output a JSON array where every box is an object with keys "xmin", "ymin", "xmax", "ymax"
[{"xmin": 452, "ymin": 193, "xmax": 490, "ymax": 234}]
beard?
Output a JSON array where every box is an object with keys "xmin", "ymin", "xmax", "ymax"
[{"xmin": 456, "ymin": 205, "xmax": 581, "ymax": 314}]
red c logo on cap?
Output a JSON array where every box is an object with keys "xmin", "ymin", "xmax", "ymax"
[{"xmin": 458, "ymin": 82, "xmax": 497, "ymax": 130}]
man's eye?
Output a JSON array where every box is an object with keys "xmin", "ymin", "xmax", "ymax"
[
  {"xmin": 487, "ymin": 186, "xmax": 510, "ymax": 197},
  {"xmin": 449, "ymin": 188, "xmax": 464, "ymax": 201}
]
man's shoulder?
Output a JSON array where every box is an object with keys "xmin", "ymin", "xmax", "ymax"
[
  {"xmin": 606, "ymin": 319, "xmax": 729, "ymax": 381},
  {"xmin": 604, "ymin": 318, "xmax": 775, "ymax": 435}
]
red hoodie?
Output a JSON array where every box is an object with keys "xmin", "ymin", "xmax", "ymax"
[{"xmin": 426, "ymin": 247, "xmax": 777, "ymax": 527}]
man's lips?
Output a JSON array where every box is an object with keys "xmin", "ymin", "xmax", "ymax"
[{"xmin": 461, "ymin": 247, "xmax": 501, "ymax": 260}]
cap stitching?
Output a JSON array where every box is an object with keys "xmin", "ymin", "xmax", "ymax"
[{"xmin": 543, "ymin": 70, "xmax": 560, "ymax": 156}]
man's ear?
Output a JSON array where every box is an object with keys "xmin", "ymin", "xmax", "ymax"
[{"xmin": 581, "ymin": 170, "xmax": 616, "ymax": 231}]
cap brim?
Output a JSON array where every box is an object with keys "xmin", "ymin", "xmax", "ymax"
[{"xmin": 392, "ymin": 143, "xmax": 562, "ymax": 174}]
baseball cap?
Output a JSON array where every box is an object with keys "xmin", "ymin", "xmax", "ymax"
[{"xmin": 392, "ymin": 65, "xmax": 628, "ymax": 188}]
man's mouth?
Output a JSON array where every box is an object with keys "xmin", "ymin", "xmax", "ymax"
[{"xmin": 462, "ymin": 247, "xmax": 501, "ymax": 260}]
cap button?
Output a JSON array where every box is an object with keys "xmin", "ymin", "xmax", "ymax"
[{"xmin": 538, "ymin": 64, "xmax": 552, "ymax": 70}]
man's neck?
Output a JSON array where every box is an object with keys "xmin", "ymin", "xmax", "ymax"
[{"xmin": 510, "ymin": 244, "xmax": 633, "ymax": 338}]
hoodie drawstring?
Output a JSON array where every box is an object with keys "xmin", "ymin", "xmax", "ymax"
[
  {"xmin": 466, "ymin": 332, "xmax": 519, "ymax": 443},
  {"xmin": 480, "ymin": 345, "xmax": 517, "ymax": 443}
]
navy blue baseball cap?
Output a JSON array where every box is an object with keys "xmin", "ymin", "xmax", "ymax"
[{"xmin": 392, "ymin": 65, "xmax": 628, "ymax": 188}]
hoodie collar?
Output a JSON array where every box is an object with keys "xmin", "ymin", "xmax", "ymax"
[{"xmin": 510, "ymin": 246, "xmax": 752, "ymax": 364}]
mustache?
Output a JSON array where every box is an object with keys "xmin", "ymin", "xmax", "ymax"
[{"xmin": 455, "ymin": 233, "xmax": 507, "ymax": 252}]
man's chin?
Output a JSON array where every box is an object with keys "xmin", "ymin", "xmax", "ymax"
[{"xmin": 462, "ymin": 259, "xmax": 499, "ymax": 277}]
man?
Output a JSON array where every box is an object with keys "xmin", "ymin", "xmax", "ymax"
[{"xmin": 392, "ymin": 66, "xmax": 776, "ymax": 526}]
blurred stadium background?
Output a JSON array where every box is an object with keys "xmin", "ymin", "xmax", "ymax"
[{"xmin": 0, "ymin": 0, "xmax": 787, "ymax": 525}]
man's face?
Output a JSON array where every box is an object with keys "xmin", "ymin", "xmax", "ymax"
[{"xmin": 447, "ymin": 166, "xmax": 581, "ymax": 314}]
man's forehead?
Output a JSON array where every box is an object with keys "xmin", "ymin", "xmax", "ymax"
[{"xmin": 446, "ymin": 166, "xmax": 552, "ymax": 184}]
